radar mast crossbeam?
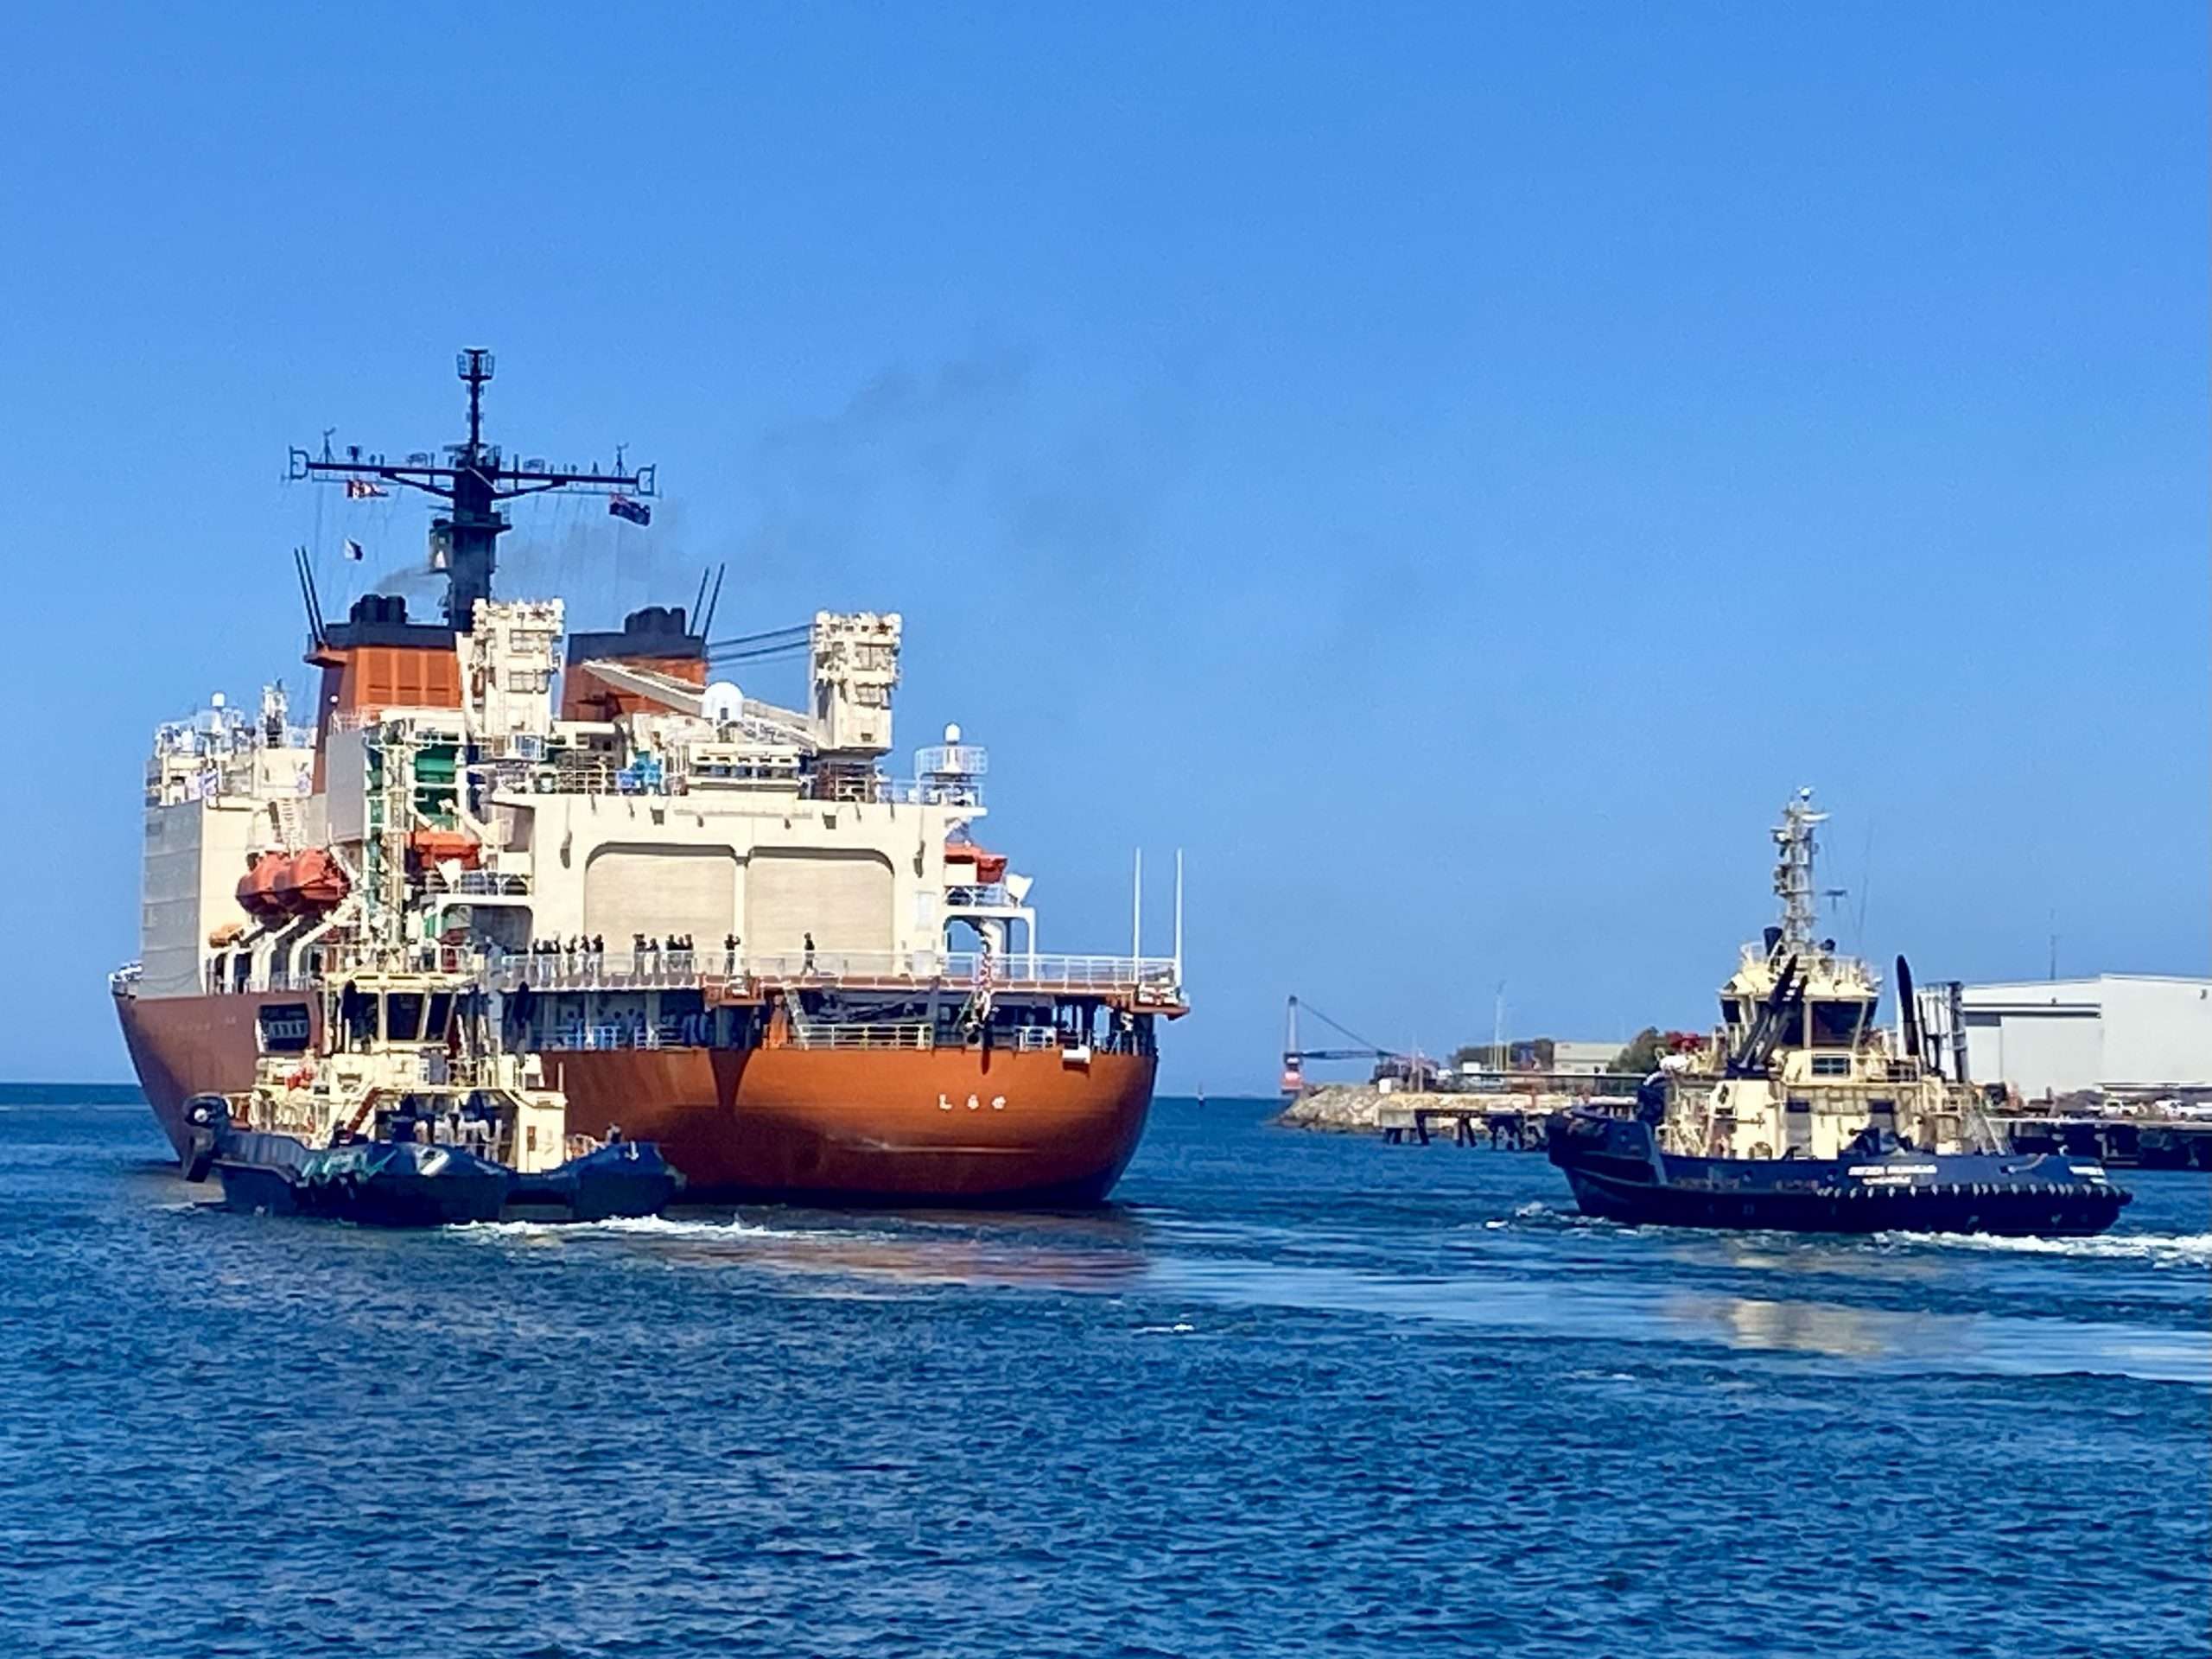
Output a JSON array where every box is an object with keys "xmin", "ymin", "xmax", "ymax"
[{"xmin": 288, "ymin": 347, "xmax": 657, "ymax": 626}]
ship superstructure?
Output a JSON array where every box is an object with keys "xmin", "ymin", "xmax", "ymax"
[{"xmin": 115, "ymin": 351, "xmax": 1185, "ymax": 1202}]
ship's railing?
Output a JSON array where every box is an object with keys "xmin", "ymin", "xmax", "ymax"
[
  {"xmin": 491, "ymin": 950, "xmax": 715, "ymax": 991},
  {"xmin": 150, "ymin": 716, "xmax": 314, "ymax": 759},
  {"xmin": 747, "ymin": 950, "xmax": 1181, "ymax": 998},
  {"xmin": 538, "ymin": 1021, "xmax": 681, "ymax": 1052},
  {"xmin": 480, "ymin": 948, "xmax": 1179, "ymax": 999},
  {"xmin": 197, "ymin": 964, "xmax": 321, "ymax": 995},
  {"xmin": 145, "ymin": 759, "xmax": 266, "ymax": 807},
  {"xmin": 200, "ymin": 943, "xmax": 1184, "ymax": 1003},
  {"xmin": 785, "ymin": 1021, "xmax": 938, "ymax": 1051},
  {"xmin": 482, "ymin": 758, "xmax": 981, "ymax": 810},
  {"xmin": 841, "ymin": 778, "xmax": 983, "ymax": 808},
  {"xmin": 347, "ymin": 944, "xmax": 481, "ymax": 976},
  {"xmin": 424, "ymin": 868, "xmax": 532, "ymax": 898}
]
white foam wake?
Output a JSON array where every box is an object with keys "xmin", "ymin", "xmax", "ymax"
[
  {"xmin": 456, "ymin": 1213, "xmax": 817, "ymax": 1242},
  {"xmin": 1879, "ymin": 1230, "xmax": 2212, "ymax": 1268}
]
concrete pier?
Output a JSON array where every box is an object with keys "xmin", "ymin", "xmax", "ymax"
[{"xmin": 1375, "ymin": 1100, "xmax": 1558, "ymax": 1149}]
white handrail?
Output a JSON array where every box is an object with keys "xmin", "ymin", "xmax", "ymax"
[{"xmin": 187, "ymin": 944, "xmax": 1184, "ymax": 1001}]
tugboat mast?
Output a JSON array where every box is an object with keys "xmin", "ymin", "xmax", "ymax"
[
  {"xmin": 288, "ymin": 348, "xmax": 656, "ymax": 626},
  {"xmin": 1770, "ymin": 787, "xmax": 1827, "ymax": 955}
]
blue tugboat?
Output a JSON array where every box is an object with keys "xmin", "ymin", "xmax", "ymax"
[
  {"xmin": 1547, "ymin": 791, "xmax": 2130, "ymax": 1238},
  {"xmin": 181, "ymin": 964, "xmax": 680, "ymax": 1227}
]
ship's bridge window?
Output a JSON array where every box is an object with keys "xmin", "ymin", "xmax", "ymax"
[
  {"xmin": 385, "ymin": 993, "xmax": 426, "ymax": 1042},
  {"xmin": 1807, "ymin": 1000, "xmax": 1867, "ymax": 1048},
  {"xmin": 424, "ymin": 993, "xmax": 454, "ymax": 1039},
  {"xmin": 1719, "ymin": 998, "xmax": 1743, "ymax": 1028}
]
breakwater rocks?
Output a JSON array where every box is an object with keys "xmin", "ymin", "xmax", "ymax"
[
  {"xmin": 1274, "ymin": 1084, "xmax": 1424, "ymax": 1133},
  {"xmin": 1277, "ymin": 1084, "xmax": 1618, "ymax": 1141}
]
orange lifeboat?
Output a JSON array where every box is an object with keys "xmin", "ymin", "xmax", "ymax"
[
  {"xmin": 237, "ymin": 854, "xmax": 289, "ymax": 923},
  {"xmin": 236, "ymin": 849, "xmax": 351, "ymax": 921},
  {"xmin": 273, "ymin": 848, "xmax": 349, "ymax": 915},
  {"xmin": 944, "ymin": 842, "xmax": 1008, "ymax": 884},
  {"xmin": 407, "ymin": 829, "xmax": 480, "ymax": 871}
]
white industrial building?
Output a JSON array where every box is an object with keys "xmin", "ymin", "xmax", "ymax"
[
  {"xmin": 1550, "ymin": 1040, "xmax": 1627, "ymax": 1077},
  {"xmin": 1960, "ymin": 976, "xmax": 2212, "ymax": 1102}
]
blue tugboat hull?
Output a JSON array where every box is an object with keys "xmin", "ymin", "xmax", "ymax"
[
  {"xmin": 186, "ymin": 1098, "xmax": 679, "ymax": 1228},
  {"xmin": 1546, "ymin": 1109, "xmax": 2130, "ymax": 1238},
  {"xmin": 213, "ymin": 1134, "xmax": 513, "ymax": 1227},
  {"xmin": 504, "ymin": 1141, "xmax": 682, "ymax": 1222}
]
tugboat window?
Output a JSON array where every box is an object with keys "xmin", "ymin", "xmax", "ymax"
[
  {"xmin": 1810, "ymin": 1054, "xmax": 1852, "ymax": 1077},
  {"xmin": 385, "ymin": 993, "xmax": 426, "ymax": 1042},
  {"xmin": 340, "ymin": 985, "xmax": 373, "ymax": 1050},
  {"xmin": 1808, "ymin": 1001, "xmax": 1865, "ymax": 1047}
]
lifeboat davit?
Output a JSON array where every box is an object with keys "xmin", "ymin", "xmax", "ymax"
[{"xmin": 236, "ymin": 849, "xmax": 350, "ymax": 921}]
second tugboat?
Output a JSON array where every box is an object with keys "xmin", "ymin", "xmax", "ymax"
[{"xmin": 1547, "ymin": 791, "xmax": 2131, "ymax": 1238}]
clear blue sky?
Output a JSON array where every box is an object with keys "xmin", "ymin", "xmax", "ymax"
[{"xmin": 3, "ymin": 3, "xmax": 2203, "ymax": 1090}]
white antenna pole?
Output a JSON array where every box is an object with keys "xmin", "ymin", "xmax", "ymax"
[
  {"xmin": 1173, "ymin": 849, "xmax": 1185, "ymax": 982},
  {"xmin": 1132, "ymin": 848, "xmax": 1143, "ymax": 970}
]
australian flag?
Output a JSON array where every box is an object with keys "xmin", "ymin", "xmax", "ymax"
[{"xmin": 609, "ymin": 495, "xmax": 652, "ymax": 526}]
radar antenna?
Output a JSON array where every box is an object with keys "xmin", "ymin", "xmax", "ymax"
[{"xmin": 288, "ymin": 348, "xmax": 657, "ymax": 626}]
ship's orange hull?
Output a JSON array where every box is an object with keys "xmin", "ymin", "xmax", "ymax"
[
  {"xmin": 114, "ymin": 993, "xmax": 1154, "ymax": 1203},
  {"xmin": 116, "ymin": 988, "xmax": 309, "ymax": 1161}
]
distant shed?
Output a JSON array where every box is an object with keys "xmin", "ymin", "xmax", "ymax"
[
  {"xmin": 1961, "ymin": 976, "xmax": 2212, "ymax": 1100},
  {"xmin": 1550, "ymin": 1039, "xmax": 1626, "ymax": 1077}
]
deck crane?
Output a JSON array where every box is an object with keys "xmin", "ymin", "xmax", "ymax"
[{"xmin": 1280, "ymin": 995, "xmax": 1430, "ymax": 1099}]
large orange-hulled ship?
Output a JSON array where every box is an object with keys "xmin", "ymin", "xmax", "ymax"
[{"xmin": 113, "ymin": 351, "xmax": 1185, "ymax": 1202}]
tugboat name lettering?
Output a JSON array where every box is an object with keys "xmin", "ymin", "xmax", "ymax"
[{"xmin": 938, "ymin": 1094, "xmax": 1010, "ymax": 1112}]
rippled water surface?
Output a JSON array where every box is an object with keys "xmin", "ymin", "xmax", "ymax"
[{"xmin": 3, "ymin": 1086, "xmax": 2207, "ymax": 1657}]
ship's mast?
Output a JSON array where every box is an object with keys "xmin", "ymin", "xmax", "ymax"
[
  {"xmin": 1770, "ymin": 787, "xmax": 1827, "ymax": 955},
  {"xmin": 289, "ymin": 349, "xmax": 655, "ymax": 626}
]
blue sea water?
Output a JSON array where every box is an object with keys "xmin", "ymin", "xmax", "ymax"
[{"xmin": 2, "ymin": 1085, "xmax": 2206, "ymax": 1659}]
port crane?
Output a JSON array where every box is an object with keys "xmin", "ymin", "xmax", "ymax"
[{"xmin": 1280, "ymin": 995, "xmax": 1430, "ymax": 1098}]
